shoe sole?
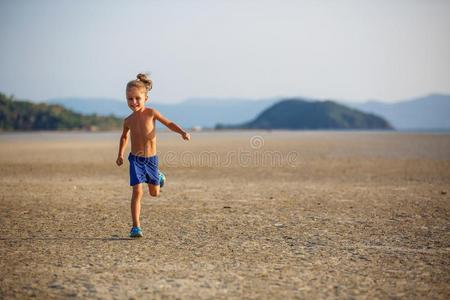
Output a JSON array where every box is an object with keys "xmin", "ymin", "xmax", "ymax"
[{"xmin": 129, "ymin": 234, "xmax": 143, "ymax": 238}]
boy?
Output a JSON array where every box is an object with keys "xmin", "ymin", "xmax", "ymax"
[{"xmin": 116, "ymin": 73, "xmax": 190, "ymax": 237}]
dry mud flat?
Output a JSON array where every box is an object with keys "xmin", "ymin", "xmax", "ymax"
[{"xmin": 0, "ymin": 131, "xmax": 449, "ymax": 299}]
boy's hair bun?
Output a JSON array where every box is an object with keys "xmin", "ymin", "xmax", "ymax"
[
  {"xmin": 136, "ymin": 73, "xmax": 152, "ymax": 91},
  {"xmin": 127, "ymin": 72, "xmax": 153, "ymax": 93}
]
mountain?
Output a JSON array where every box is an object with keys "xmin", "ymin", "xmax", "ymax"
[
  {"xmin": 344, "ymin": 94, "xmax": 450, "ymax": 130},
  {"xmin": 46, "ymin": 97, "xmax": 278, "ymax": 128},
  {"xmin": 217, "ymin": 99, "xmax": 392, "ymax": 130},
  {"xmin": 0, "ymin": 93, "xmax": 122, "ymax": 131},
  {"xmin": 44, "ymin": 93, "xmax": 450, "ymax": 130},
  {"xmin": 47, "ymin": 98, "xmax": 127, "ymax": 117}
]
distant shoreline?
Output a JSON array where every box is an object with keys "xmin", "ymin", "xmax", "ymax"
[
  {"xmin": 1, "ymin": 128, "xmax": 449, "ymax": 142},
  {"xmin": 1, "ymin": 128, "xmax": 450, "ymax": 134}
]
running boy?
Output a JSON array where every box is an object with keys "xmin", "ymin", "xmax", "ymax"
[{"xmin": 116, "ymin": 73, "xmax": 190, "ymax": 237}]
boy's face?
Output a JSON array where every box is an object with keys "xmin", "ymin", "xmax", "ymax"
[{"xmin": 126, "ymin": 87, "xmax": 148, "ymax": 112}]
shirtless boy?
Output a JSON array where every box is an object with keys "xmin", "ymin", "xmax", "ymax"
[{"xmin": 116, "ymin": 73, "xmax": 190, "ymax": 237}]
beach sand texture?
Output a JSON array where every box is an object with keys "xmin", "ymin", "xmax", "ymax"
[{"xmin": 1, "ymin": 131, "xmax": 449, "ymax": 299}]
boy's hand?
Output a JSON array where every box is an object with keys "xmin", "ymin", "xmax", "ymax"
[
  {"xmin": 182, "ymin": 132, "xmax": 190, "ymax": 141},
  {"xmin": 116, "ymin": 156, "xmax": 123, "ymax": 166}
]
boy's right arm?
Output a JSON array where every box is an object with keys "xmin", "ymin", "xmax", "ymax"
[{"xmin": 116, "ymin": 120, "xmax": 130, "ymax": 166}]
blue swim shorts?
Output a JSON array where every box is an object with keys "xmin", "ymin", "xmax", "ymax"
[{"xmin": 128, "ymin": 153, "xmax": 160, "ymax": 186}]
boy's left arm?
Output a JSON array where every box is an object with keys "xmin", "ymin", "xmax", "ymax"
[{"xmin": 154, "ymin": 109, "xmax": 190, "ymax": 140}]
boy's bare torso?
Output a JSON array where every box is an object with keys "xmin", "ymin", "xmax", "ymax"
[{"xmin": 126, "ymin": 108, "xmax": 157, "ymax": 157}]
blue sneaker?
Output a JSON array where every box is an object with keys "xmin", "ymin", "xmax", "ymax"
[
  {"xmin": 159, "ymin": 171, "xmax": 166, "ymax": 188},
  {"xmin": 129, "ymin": 226, "xmax": 143, "ymax": 238}
]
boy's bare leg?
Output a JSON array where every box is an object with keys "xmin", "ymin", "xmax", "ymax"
[
  {"xmin": 131, "ymin": 183, "xmax": 143, "ymax": 227},
  {"xmin": 148, "ymin": 184, "xmax": 160, "ymax": 197}
]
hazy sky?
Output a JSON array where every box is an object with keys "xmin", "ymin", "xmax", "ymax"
[{"xmin": 1, "ymin": 0, "xmax": 449, "ymax": 103}]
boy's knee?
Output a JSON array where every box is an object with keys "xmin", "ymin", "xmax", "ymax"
[
  {"xmin": 132, "ymin": 187, "xmax": 143, "ymax": 196},
  {"xmin": 149, "ymin": 189, "xmax": 159, "ymax": 197}
]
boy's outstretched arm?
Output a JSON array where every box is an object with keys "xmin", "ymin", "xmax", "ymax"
[
  {"xmin": 116, "ymin": 121, "xmax": 130, "ymax": 166},
  {"xmin": 154, "ymin": 109, "xmax": 190, "ymax": 141}
]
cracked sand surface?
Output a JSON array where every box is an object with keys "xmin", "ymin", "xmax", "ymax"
[{"xmin": 0, "ymin": 131, "xmax": 449, "ymax": 299}]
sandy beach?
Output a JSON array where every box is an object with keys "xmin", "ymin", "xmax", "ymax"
[{"xmin": 0, "ymin": 130, "xmax": 449, "ymax": 299}]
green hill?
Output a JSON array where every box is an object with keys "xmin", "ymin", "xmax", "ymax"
[
  {"xmin": 0, "ymin": 93, "xmax": 122, "ymax": 131},
  {"xmin": 217, "ymin": 98, "xmax": 393, "ymax": 130}
]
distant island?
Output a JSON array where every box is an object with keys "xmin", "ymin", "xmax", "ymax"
[
  {"xmin": 216, "ymin": 98, "xmax": 393, "ymax": 130},
  {"xmin": 45, "ymin": 93, "xmax": 450, "ymax": 130},
  {"xmin": 0, "ymin": 93, "xmax": 122, "ymax": 131}
]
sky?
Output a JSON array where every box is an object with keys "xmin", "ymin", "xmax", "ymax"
[{"xmin": 0, "ymin": 0, "xmax": 449, "ymax": 103}]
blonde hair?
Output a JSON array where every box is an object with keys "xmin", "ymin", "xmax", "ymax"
[{"xmin": 126, "ymin": 73, "xmax": 153, "ymax": 93}]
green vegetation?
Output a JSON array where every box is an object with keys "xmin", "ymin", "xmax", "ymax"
[
  {"xmin": 217, "ymin": 99, "xmax": 393, "ymax": 130},
  {"xmin": 0, "ymin": 93, "xmax": 123, "ymax": 131}
]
